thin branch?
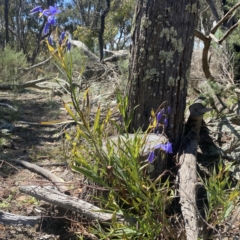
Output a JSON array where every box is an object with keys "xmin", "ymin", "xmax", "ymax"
[
  {"xmin": 19, "ymin": 55, "xmax": 53, "ymax": 71},
  {"xmin": 219, "ymin": 20, "xmax": 240, "ymax": 44},
  {"xmin": 0, "ymin": 77, "xmax": 55, "ymax": 91},
  {"xmin": 211, "ymin": 2, "xmax": 240, "ymax": 34}
]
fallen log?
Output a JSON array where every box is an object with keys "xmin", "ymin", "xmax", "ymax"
[
  {"xmin": 0, "ymin": 210, "xmax": 41, "ymax": 227},
  {"xmin": 0, "ymin": 77, "xmax": 55, "ymax": 91},
  {"xmin": 178, "ymin": 99, "xmax": 211, "ymax": 240},
  {"xmin": 19, "ymin": 185, "xmax": 124, "ymax": 222}
]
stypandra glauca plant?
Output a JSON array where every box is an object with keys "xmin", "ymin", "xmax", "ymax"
[
  {"xmin": 200, "ymin": 160, "xmax": 240, "ymax": 229},
  {"xmin": 30, "ymin": 5, "xmax": 175, "ymax": 239},
  {"xmin": 67, "ymin": 93, "xmax": 175, "ymax": 239}
]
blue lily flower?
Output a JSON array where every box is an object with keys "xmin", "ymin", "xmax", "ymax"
[
  {"xmin": 30, "ymin": 6, "xmax": 43, "ymax": 14},
  {"xmin": 48, "ymin": 36, "xmax": 53, "ymax": 46},
  {"xmin": 147, "ymin": 151, "xmax": 155, "ymax": 163},
  {"xmin": 165, "ymin": 141, "xmax": 173, "ymax": 153},
  {"xmin": 31, "ymin": 4, "xmax": 61, "ymax": 34},
  {"xmin": 60, "ymin": 31, "xmax": 65, "ymax": 42},
  {"xmin": 147, "ymin": 141, "xmax": 173, "ymax": 163},
  {"xmin": 164, "ymin": 118, "xmax": 168, "ymax": 127},
  {"xmin": 42, "ymin": 4, "xmax": 61, "ymax": 17},
  {"xmin": 47, "ymin": 15, "xmax": 56, "ymax": 25},
  {"xmin": 157, "ymin": 111, "xmax": 163, "ymax": 122},
  {"xmin": 67, "ymin": 41, "xmax": 71, "ymax": 51},
  {"xmin": 43, "ymin": 23, "xmax": 50, "ymax": 34}
]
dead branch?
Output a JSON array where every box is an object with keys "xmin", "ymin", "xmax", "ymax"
[
  {"xmin": 0, "ymin": 103, "xmax": 17, "ymax": 111},
  {"xmin": 195, "ymin": 2, "xmax": 240, "ymax": 81},
  {"xmin": 19, "ymin": 55, "xmax": 53, "ymax": 71},
  {"xmin": 211, "ymin": 2, "xmax": 240, "ymax": 34},
  {"xmin": 19, "ymin": 185, "xmax": 124, "ymax": 222},
  {"xmin": 219, "ymin": 20, "xmax": 240, "ymax": 44},
  {"xmin": 178, "ymin": 100, "xmax": 211, "ymax": 240},
  {"xmin": 0, "ymin": 77, "xmax": 55, "ymax": 91},
  {"xmin": 0, "ymin": 210, "xmax": 41, "ymax": 227},
  {"xmin": 6, "ymin": 158, "xmax": 69, "ymax": 193}
]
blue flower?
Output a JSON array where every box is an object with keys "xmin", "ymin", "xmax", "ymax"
[
  {"xmin": 48, "ymin": 36, "xmax": 53, "ymax": 46},
  {"xmin": 157, "ymin": 111, "xmax": 162, "ymax": 122},
  {"xmin": 47, "ymin": 15, "xmax": 56, "ymax": 25},
  {"xmin": 165, "ymin": 141, "xmax": 173, "ymax": 153},
  {"xmin": 30, "ymin": 6, "xmax": 43, "ymax": 14},
  {"xmin": 60, "ymin": 31, "xmax": 65, "ymax": 42},
  {"xmin": 43, "ymin": 23, "xmax": 50, "ymax": 34},
  {"xmin": 67, "ymin": 41, "xmax": 71, "ymax": 51},
  {"xmin": 147, "ymin": 141, "xmax": 173, "ymax": 163},
  {"xmin": 147, "ymin": 151, "xmax": 155, "ymax": 163},
  {"xmin": 164, "ymin": 118, "xmax": 168, "ymax": 127},
  {"xmin": 31, "ymin": 4, "xmax": 61, "ymax": 34},
  {"xmin": 42, "ymin": 4, "xmax": 61, "ymax": 17}
]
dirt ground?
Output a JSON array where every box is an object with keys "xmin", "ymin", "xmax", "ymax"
[{"xmin": 0, "ymin": 89, "xmax": 92, "ymax": 240}]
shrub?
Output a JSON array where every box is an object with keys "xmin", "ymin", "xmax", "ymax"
[{"xmin": 0, "ymin": 45, "xmax": 28, "ymax": 83}]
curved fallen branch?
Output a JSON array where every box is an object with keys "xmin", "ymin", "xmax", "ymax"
[
  {"xmin": 0, "ymin": 210, "xmax": 41, "ymax": 227},
  {"xmin": 19, "ymin": 185, "xmax": 124, "ymax": 222},
  {"xmin": 6, "ymin": 158, "xmax": 68, "ymax": 193}
]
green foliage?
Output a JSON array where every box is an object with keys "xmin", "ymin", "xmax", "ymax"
[
  {"xmin": 201, "ymin": 161, "xmax": 240, "ymax": 226},
  {"xmin": 70, "ymin": 47, "xmax": 87, "ymax": 73},
  {"xmin": 105, "ymin": 0, "xmax": 134, "ymax": 49},
  {"xmin": 73, "ymin": 26, "xmax": 98, "ymax": 52},
  {"xmin": 63, "ymin": 87, "xmax": 173, "ymax": 238},
  {"xmin": 45, "ymin": 21, "xmax": 240, "ymax": 238},
  {"xmin": 73, "ymin": 0, "xmax": 134, "ymax": 52},
  {"xmin": 0, "ymin": 45, "xmax": 28, "ymax": 83}
]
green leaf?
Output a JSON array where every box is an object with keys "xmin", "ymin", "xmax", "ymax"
[{"xmin": 93, "ymin": 106, "xmax": 101, "ymax": 133}]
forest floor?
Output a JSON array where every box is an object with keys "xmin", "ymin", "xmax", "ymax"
[{"xmin": 0, "ymin": 88, "xmax": 90, "ymax": 240}]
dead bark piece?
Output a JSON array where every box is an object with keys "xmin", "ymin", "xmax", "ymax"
[
  {"xmin": 0, "ymin": 210, "xmax": 41, "ymax": 227},
  {"xmin": 0, "ymin": 77, "xmax": 55, "ymax": 91},
  {"xmin": 6, "ymin": 159, "xmax": 68, "ymax": 193},
  {"xmin": 178, "ymin": 100, "xmax": 211, "ymax": 240},
  {"xmin": 19, "ymin": 185, "xmax": 124, "ymax": 222}
]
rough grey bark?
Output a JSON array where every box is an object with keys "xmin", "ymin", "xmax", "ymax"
[
  {"xmin": 99, "ymin": 0, "xmax": 110, "ymax": 61},
  {"xmin": 0, "ymin": 210, "xmax": 41, "ymax": 227},
  {"xmin": 4, "ymin": 0, "xmax": 9, "ymax": 44},
  {"xmin": 19, "ymin": 185, "xmax": 124, "ymax": 222},
  {"xmin": 178, "ymin": 100, "xmax": 211, "ymax": 240},
  {"xmin": 128, "ymin": 0, "xmax": 199, "ymax": 149}
]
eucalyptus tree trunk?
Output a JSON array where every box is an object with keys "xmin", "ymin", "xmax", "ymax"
[
  {"xmin": 128, "ymin": 0, "xmax": 199, "ymax": 150},
  {"xmin": 4, "ymin": 0, "xmax": 9, "ymax": 44}
]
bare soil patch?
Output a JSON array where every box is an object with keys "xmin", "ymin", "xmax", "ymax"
[{"xmin": 0, "ymin": 89, "xmax": 90, "ymax": 240}]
